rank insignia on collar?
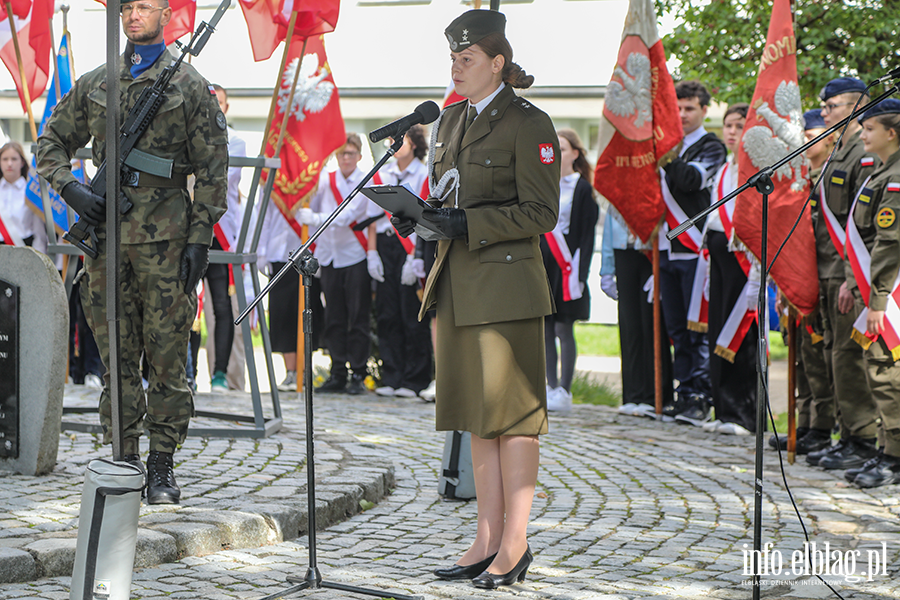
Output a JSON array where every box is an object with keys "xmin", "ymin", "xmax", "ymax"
[
  {"xmin": 831, "ymin": 169, "xmax": 846, "ymax": 186},
  {"xmin": 859, "ymin": 188, "xmax": 872, "ymax": 204},
  {"xmin": 877, "ymin": 208, "xmax": 895, "ymax": 228},
  {"xmin": 131, "ymin": 53, "xmax": 141, "ymax": 66}
]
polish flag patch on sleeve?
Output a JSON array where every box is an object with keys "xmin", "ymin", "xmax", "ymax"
[
  {"xmin": 208, "ymin": 85, "xmax": 217, "ymax": 95},
  {"xmin": 539, "ymin": 143, "xmax": 555, "ymax": 164},
  {"xmin": 887, "ymin": 182, "xmax": 900, "ymax": 193},
  {"xmin": 861, "ymin": 156, "xmax": 875, "ymax": 168}
]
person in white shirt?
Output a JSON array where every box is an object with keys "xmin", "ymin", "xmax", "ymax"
[
  {"xmin": 364, "ymin": 124, "xmax": 433, "ymax": 398},
  {"xmin": 0, "ymin": 141, "xmax": 48, "ymax": 252},
  {"xmin": 299, "ymin": 133, "xmax": 373, "ymax": 395}
]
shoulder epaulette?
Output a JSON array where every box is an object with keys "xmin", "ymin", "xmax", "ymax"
[{"xmin": 511, "ymin": 96, "xmax": 535, "ymax": 112}]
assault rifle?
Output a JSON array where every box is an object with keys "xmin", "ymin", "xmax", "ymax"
[{"xmin": 63, "ymin": 0, "xmax": 231, "ymax": 259}]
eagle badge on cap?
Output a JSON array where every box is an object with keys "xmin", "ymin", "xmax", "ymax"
[{"xmin": 446, "ymin": 33, "xmax": 457, "ymax": 51}]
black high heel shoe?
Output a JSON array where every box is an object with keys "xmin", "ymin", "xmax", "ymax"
[
  {"xmin": 472, "ymin": 545, "xmax": 533, "ymax": 589},
  {"xmin": 433, "ymin": 552, "xmax": 498, "ymax": 580}
]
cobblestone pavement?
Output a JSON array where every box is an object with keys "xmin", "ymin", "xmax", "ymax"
[{"xmin": 2, "ymin": 386, "xmax": 900, "ymax": 600}]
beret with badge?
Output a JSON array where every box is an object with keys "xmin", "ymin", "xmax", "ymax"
[{"xmin": 445, "ymin": 9, "xmax": 506, "ymax": 52}]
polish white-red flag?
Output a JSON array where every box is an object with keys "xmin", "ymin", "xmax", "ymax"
[
  {"xmin": 94, "ymin": 0, "xmax": 196, "ymax": 45},
  {"xmin": 733, "ymin": 0, "xmax": 817, "ymax": 314},
  {"xmin": 593, "ymin": 0, "xmax": 682, "ymax": 244},
  {"xmin": 442, "ymin": 81, "xmax": 464, "ymax": 107},
  {"xmin": 0, "ymin": 0, "xmax": 51, "ymax": 112},
  {"xmin": 262, "ymin": 34, "xmax": 345, "ymax": 225},
  {"xmin": 239, "ymin": 0, "xmax": 339, "ymax": 62}
]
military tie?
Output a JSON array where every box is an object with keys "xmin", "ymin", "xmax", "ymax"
[{"xmin": 464, "ymin": 105, "xmax": 477, "ymax": 134}]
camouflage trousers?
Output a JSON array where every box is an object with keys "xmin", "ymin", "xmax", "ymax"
[{"xmin": 80, "ymin": 237, "xmax": 196, "ymax": 454}]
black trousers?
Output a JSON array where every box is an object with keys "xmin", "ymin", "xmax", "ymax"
[
  {"xmin": 268, "ymin": 261, "xmax": 325, "ymax": 355},
  {"xmin": 707, "ymin": 231, "xmax": 758, "ymax": 432},
  {"xmin": 205, "ymin": 239, "xmax": 234, "ymax": 374},
  {"xmin": 614, "ymin": 249, "xmax": 673, "ymax": 406},
  {"xmin": 321, "ymin": 259, "xmax": 371, "ymax": 377},
  {"xmin": 375, "ymin": 232, "xmax": 432, "ymax": 391}
]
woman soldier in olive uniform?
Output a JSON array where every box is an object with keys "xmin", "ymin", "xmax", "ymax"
[
  {"xmin": 393, "ymin": 9, "xmax": 559, "ymax": 590},
  {"xmin": 845, "ymin": 99, "xmax": 900, "ymax": 488}
]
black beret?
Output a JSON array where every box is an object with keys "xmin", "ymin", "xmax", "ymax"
[
  {"xmin": 445, "ymin": 10, "xmax": 505, "ymax": 52},
  {"xmin": 803, "ymin": 109, "xmax": 825, "ymax": 130},
  {"xmin": 819, "ymin": 77, "xmax": 866, "ymax": 102}
]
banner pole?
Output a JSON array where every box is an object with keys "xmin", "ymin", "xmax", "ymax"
[
  {"xmin": 652, "ymin": 233, "xmax": 662, "ymax": 413},
  {"xmin": 787, "ymin": 315, "xmax": 797, "ymax": 464},
  {"xmin": 259, "ymin": 11, "xmax": 297, "ymax": 157},
  {"xmin": 4, "ymin": 1, "xmax": 39, "ymax": 141}
]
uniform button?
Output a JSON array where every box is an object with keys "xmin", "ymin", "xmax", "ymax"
[
  {"xmin": 480, "ymin": 239, "xmax": 487, "ymax": 245},
  {"xmin": 506, "ymin": 254, "xmax": 512, "ymax": 262},
  {"xmin": 485, "ymin": 159, "xmax": 491, "ymax": 165}
]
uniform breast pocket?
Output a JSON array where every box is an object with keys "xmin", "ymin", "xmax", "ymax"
[
  {"xmin": 143, "ymin": 92, "xmax": 188, "ymax": 151},
  {"xmin": 479, "ymin": 239, "xmax": 535, "ymax": 264},
  {"xmin": 468, "ymin": 150, "xmax": 513, "ymax": 199}
]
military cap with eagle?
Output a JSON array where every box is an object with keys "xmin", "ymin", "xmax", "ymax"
[{"xmin": 445, "ymin": 9, "xmax": 506, "ymax": 51}]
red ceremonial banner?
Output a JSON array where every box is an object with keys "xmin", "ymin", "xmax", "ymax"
[
  {"xmin": 593, "ymin": 0, "xmax": 682, "ymax": 244},
  {"xmin": 94, "ymin": 0, "xmax": 195, "ymax": 45},
  {"xmin": 0, "ymin": 0, "xmax": 51, "ymax": 112},
  {"xmin": 262, "ymin": 34, "xmax": 345, "ymax": 219},
  {"xmin": 239, "ymin": 0, "xmax": 339, "ymax": 62},
  {"xmin": 733, "ymin": 0, "xmax": 818, "ymax": 315}
]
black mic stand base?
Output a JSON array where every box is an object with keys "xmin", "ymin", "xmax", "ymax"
[{"xmin": 256, "ymin": 251, "xmax": 422, "ymax": 600}]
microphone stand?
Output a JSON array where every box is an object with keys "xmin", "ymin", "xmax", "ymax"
[
  {"xmin": 668, "ymin": 83, "xmax": 898, "ymax": 598},
  {"xmin": 238, "ymin": 135, "xmax": 422, "ymax": 600}
]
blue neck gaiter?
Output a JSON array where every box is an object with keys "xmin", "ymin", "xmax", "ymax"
[{"xmin": 129, "ymin": 42, "xmax": 166, "ymax": 78}]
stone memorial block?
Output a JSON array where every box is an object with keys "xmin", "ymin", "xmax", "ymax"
[{"xmin": 0, "ymin": 246, "xmax": 67, "ymax": 475}]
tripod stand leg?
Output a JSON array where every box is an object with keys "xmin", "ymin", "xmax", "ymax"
[
  {"xmin": 321, "ymin": 580, "xmax": 422, "ymax": 600},
  {"xmin": 258, "ymin": 580, "xmax": 310, "ymax": 600}
]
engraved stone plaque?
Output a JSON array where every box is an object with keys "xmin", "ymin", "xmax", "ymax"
[{"xmin": 0, "ymin": 278, "xmax": 18, "ymax": 458}]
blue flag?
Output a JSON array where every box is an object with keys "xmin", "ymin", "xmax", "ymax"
[{"xmin": 25, "ymin": 33, "xmax": 86, "ymax": 235}]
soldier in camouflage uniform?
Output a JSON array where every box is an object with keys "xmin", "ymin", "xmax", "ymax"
[{"xmin": 36, "ymin": 0, "xmax": 228, "ymax": 504}]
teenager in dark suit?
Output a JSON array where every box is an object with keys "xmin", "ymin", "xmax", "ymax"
[
  {"xmin": 392, "ymin": 9, "xmax": 559, "ymax": 589},
  {"xmin": 540, "ymin": 129, "xmax": 599, "ymax": 412}
]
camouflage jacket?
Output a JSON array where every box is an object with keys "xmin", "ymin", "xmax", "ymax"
[{"xmin": 36, "ymin": 48, "xmax": 228, "ymax": 246}]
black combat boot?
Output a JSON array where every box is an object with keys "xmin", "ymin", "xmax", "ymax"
[
  {"xmin": 852, "ymin": 453, "xmax": 900, "ymax": 488},
  {"xmin": 818, "ymin": 436, "xmax": 878, "ymax": 470},
  {"xmin": 146, "ymin": 451, "xmax": 181, "ymax": 505}
]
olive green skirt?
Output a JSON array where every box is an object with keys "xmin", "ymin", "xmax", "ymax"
[{"xmin": 434, "ymin": 264, "xmax": 548, "ymax": 438}]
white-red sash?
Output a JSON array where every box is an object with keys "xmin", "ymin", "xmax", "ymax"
[
  {"xmin": 213, "ymin": 223, "xmax": 236, "ymax": 295},
  {"xmin": 844, "ymin": 176, "xmax": 900, "ymax": 358},
  {"xmin": 819, "ymin": 180, "xmax": 847, "ymax": 259},
  {"xmin": 715, "ymin": 162, "xmax": 752, "ymax": 274},
  {"xmin": 686, "ymin": 251, "xmax": 709, "ymax": 332},
  {"xmin": 0, "ymin": 210, "xmax": 23, "ymax": 247},
  {"xmin": 661, "ymin": 169, "xmax": 702, "ymax": 254},
  {"xmin": 372, "ymin": 171, "xmax": 415, "ymax": 254},
  {"xmin": 329, "ymin": 171, "xmax": 368, "ymax": 252},
  {"xmin": 543, "ymin": 227, "xmax": 582, "ymax": 302}
]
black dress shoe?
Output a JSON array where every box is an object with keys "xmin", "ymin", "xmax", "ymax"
[
  {"xmin": 146, "ymin": 451, "xmax": 180, "ymax": 505},
  {"xmin": 769, "ymin": 427, "xmax": 809, "ymax": 450},
  {"xmin": 844, "ymin": 451, "xmax": 883, "ymax": 483},
  {"xmin": 472, "ymin": 545, "xmax": 533, "ymax": 589},
  {"xmin": 853, "ymin": 453, "xmax": 900, "ymax": 488},
  {"xmin": 346, "ymin": 374, "xmax": 366, "ymax": 395},
  {"xmin": 806, "ymin": 437, "xmax": 844, "ymax": 466},
  {"xmin": 795, "ymin": 428, "xmax": 833, "ymax": 455},
  {"xmin": 434, "ymin": 553, "xmax": 497, "ymax": 580},
  {"xmin": 316, "ymin": 375, "xmax": 346, "ymax": 393},
  {"xmin": 818, "ymin": 437, "xmax": 877, "ymax": 470}
]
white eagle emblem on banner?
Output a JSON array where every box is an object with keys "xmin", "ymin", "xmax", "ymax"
[
  {"xmin": 278, "ymin": 52, "xmax": 335, "ymax": 122},
  {"xmin": 606, "ymin": 52, "xmax": 652, "ymax": 129},
  {"xmin": 742, "ymin": 80, "xmax": 807, "ymax": 192}
]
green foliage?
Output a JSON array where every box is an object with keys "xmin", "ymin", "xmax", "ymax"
[
  {"xmin": 655, "ymin": 0, "xmax": 900, "ymax": 107},
  {"xmin": 574, "ymin": 323, "xmax": 621, "ymax": 356},
  {"xmin": 571, "ymin": 372, "xmax": 622, "ymax": 407}
]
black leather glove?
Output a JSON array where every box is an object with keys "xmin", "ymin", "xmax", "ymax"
[
  {"xmin": 421, "ymin": 208, "xmax": 468, "ymax": 240},
  {"xmin": 390, "ymin": 215, "xmax": 417, "ymax": 238},
  {"xmin": 180, "ymin": 243, "xmax": 209, "ymax": 294},
  {"xmin": 61, "ymin": 181, "xmax": 106, "ymax": 226}
]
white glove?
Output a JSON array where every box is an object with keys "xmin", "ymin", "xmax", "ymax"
[
  {"xmin": 298, "ymin": 208, "xmax": 324, "ymax": 227},
  {"xmin": 411, "ymin": 257, "xmax": 426, "ymax": 279},
  {"xmin": 367, "ymin": 250, "xmax": 384, "ymax": 282},
  {"xmin": 643, "ymin": 275, "xmax": 654, "ymax": 304},
  {"xmin": 600, "ymin": 274, "xmax": 618, "ymax": 300},
  {"xmin": 401, "ymin": 254, "xmax": 418, "ymax": 286}
]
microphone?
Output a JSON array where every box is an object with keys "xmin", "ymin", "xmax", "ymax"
[
  {"xmin": 369, "ymin": 101, "xmax": 440, "ymax": 143},
  {"xmin": 876, "ymin": 65, "xmax": 900, "ymax": 84}
]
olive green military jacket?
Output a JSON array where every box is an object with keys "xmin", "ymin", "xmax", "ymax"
[
  {"xmin": 419, "ymin": 84, "xmax": 560, "ymax": 326},
  {"xmin": 847, "ymin": 149, "xmax": 900, "ymax": 312},
  {"xmin": 36, "ymin": 48, "xmax": 228, "ymax": 246},
  {"xmin": 815, "ymin": 129, "xmax": 879, "ymax": 281}
]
